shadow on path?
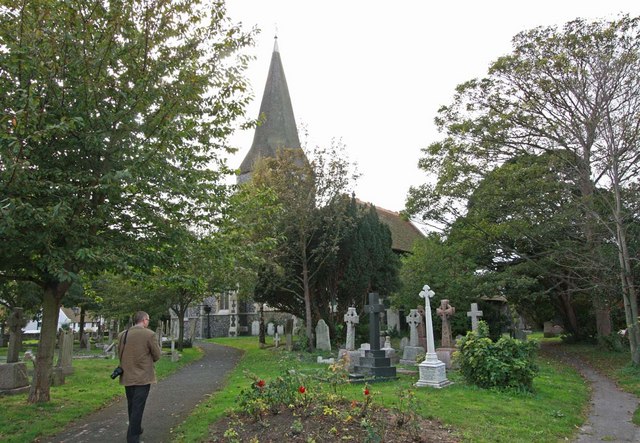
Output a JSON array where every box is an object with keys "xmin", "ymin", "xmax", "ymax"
[
  {"xmin": 542, "ymin": 342, "xmax": 640, "ymax": 443},
  {"xmin": 39, "ymin": 341, "xmax": 243, "ymax": 443}
]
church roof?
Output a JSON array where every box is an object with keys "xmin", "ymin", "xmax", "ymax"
[
  {"xmin": 238, "ymin": 38, "xmax": 303, "ymax": 183},
  {"xmin": 358, "ymin": 199, "xmax": 424, "ymax": 253}
]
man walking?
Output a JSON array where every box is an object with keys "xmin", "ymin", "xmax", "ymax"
[{"xmin": 118, "ymin": 311, "xmax": 162, "ymax": 443}]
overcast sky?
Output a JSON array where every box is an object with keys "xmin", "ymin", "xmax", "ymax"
[{"xmin": 224, "ymin": 1, "xmax": 640, "ymax": 218}]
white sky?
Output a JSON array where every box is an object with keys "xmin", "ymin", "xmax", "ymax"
[{"xmin": 225, "ymin": 1, "xmax": 640, "ymax": 215}]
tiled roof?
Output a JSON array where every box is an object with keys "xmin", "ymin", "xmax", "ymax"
[{"xmin": 357, "ymin": 199, "xmax": 424, "ymax": 253}]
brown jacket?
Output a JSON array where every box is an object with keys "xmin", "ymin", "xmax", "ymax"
[{"xmin": 118, "ymin": 325, "xmax": 162, "ymax": 386}]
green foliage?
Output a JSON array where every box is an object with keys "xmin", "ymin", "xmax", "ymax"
[
  {"xmin": 238, "ymin": 369, "xmax": 312, "ymax": 418},
  {"xmin": 456, "ymin": 321, "xmax": 540, "ymax": 391}
]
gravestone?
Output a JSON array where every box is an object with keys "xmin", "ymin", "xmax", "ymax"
[
  {"xmin": 353, "ymin": 293, "xmax": 396, "ymax": 379},
  {"xmin": 400, "ymin": 337, "xmax": 409, "ymax": 351},
  {"xmin": 401, "ymin": 309, "xmax": 425, "ymax": 365},
  {"xmin": 251, "ymin": 320, "xmax": 260, "ymax": 336},
  {"xmin": 416, "ymin": 305, "xmax": 428, "ymax": 351},
  {"xmin": 386, "ymin": 309, "xmax": 400, "ymax": 334},
  {"xmin": 343, "ymin": 307, "xmax": 359, "ymax": 351},
  {"xmin": 415, "ymin": 285, "xmax": 451, "ymax": 388},
  {"xmin": 155, "ymin": 326, "xmax": 163, "ymax": 349},
  {"xmin": 0, "ymin": 362, "xmax": 30, "ymax": 395},
  {"xmin": 315, "ymin": 319, "xmax": 331, "ymax": 352},
  {"xmin": 7, "ymin": 307, "xmax": 27, "ymax": 363},
  {"xmin": 81, "ymin": 333, "xmax": 91, "ymax": 351},
  {"xmin": 171, "ymin": 339, "xmax": 178, "ymax": 362},
  {"xmin": 57, "ymin": 329, "xmax": 74, "ymax": 375},
  {"xmin": 274, "ymin": 332, "xmax": 280, "ymax": 348},
  {"xmin": 267, "ymin": 322, "xmax": 275, "ymax": 337},
  {"xmin": 436, "ymin": 299, "xmax": 456, "ymax": 368},
  {"xmin": 284, "ymin": 318, "xmax": 294, "ymax": 351},
  {"xmin": 467, "ymin": 303, "xmax": 483, "ymax": 332},
  {"xmin": 276, "ymin": 324, "xmax": 284, "ymax": 336},
  {"xmin": 2, "ymin": 308, "xmax": 30, "ymax": 394},
  {"xmin": 382, "ymin": 335, "xmax": 398, "ymax": 364},
  {"xmin": 188, "ymin": 318, "xmax": 197, "ymax": 341}
]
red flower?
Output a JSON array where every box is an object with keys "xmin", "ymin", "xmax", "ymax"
[
  {"xmin": 298, "ymin": 386, "xmax": 306, "ymax": 394},
  {"xmin": 363, "ymin": 388, "xmax": 370, "ymax": 396},
  {"xmin": 256, "ymin": 379, "xmax": 265, "ymax": 388}
]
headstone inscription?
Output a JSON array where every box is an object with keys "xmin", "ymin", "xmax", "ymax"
[
  {"xmin": 315, "ymin": 319, "xmax": 331, "ymax": 352},
  {"xmin": 416, "ymin": 285, "xmax": 451, "ymax": 388},
  {"xmin": 353, "ymin": 293, "xmax": 396, "ymax": 379},
  {"xmin": 467, "ymin": 303, "xmax": 483, "ymax": 332}
]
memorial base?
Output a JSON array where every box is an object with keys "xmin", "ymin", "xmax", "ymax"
[
  {"xmin": 415, "ymin": 356, "xmax": 452, "ymax": 388},
  {"xmin": 353, "ymin": 350, "xmax": 397, "ymax": 378}
]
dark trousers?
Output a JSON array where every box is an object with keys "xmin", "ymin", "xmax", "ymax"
[{"xmin": 125, "ymin": 384, "xmax": 150, "ymax": 443}]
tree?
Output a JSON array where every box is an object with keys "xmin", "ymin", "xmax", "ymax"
[
  {"xmin": 406, "ymin": 15, "xmax": 640, "ymax": 362},
  {"xmin": 249, "ymin": 142, "xmax": 358, "ymax": 350},
  {"xmin": 0, "ymin": 0, "xmax": 254, "ymax": 402}
]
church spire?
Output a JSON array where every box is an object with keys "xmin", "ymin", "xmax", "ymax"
[{"xmin": 238, "ymin": 37, "xmax": 303, "ymax": 184}]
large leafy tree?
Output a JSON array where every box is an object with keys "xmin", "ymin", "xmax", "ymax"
[
  {"xmin": 406, "ymin": 15, "xmax": 640, "ymax": 363},
  {"xmin": 249, "ymin": 142, "xmax": 358, "ymax": 350},
  {"xmin": 0, "ymin": 0, "xmax": 254, "ymax": 402}
]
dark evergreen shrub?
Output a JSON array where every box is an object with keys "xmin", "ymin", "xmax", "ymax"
[{"xmin": 455, "ymin": 321, "xmax": 539, "ymax": 391}]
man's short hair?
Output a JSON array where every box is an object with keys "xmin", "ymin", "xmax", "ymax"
[{"xmin": 134, "ymin": 311, "xmax": 149, "ymax": 324}]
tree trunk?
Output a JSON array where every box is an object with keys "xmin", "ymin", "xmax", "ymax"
[
  {"xmin": 78, "ymin": 307, "xmax": 86, "ymax": 342},
  {"xmin": 610, "ymin": 164, "xmax": 640, "ymax": 364},
  {"xmin": 302, "ymin": 245, "xmax": 314, "ymax": 352},
  {"xmin": 28, "ymin": 281, "xmax": 69, "ymax": 404}
]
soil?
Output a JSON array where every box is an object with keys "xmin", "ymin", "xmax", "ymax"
[{"xmin": 207, "ymin": 400, "xmax": 460, "ymax": 443}]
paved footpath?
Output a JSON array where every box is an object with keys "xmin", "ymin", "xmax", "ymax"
[
  {"xmin": 543, "ymin": 343, "xmax": 640, "ymax": 443},
  {"xmin": 39, "ymin": 341, "xmax": 243, "ymax": 443}
]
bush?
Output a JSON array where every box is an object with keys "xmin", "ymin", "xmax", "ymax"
[{"xmin": 455, "ymin": 321, "xmax": 539, "ymax": 392}]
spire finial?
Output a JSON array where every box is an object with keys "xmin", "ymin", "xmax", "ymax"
[{"xmin": 273, "ymin": 30, "xmax": 279, "ymax": 53}]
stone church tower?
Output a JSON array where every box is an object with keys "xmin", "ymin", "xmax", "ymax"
[{"xmin": 238, "ymin": 37, "xmax": 306, "ymax": 184}]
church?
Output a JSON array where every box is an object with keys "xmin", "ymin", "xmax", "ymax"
[{"xmin": 170, "ymin": 38, "xmax": 423, "ymax": 340}]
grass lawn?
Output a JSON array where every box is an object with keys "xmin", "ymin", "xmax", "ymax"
[
  {"xmin": 172, "ymin": 337, "xmax": 590, "ymax": 443},
  {"xmin": 0, "ymin": 345, "xmax": 202, "ymax": 443}
]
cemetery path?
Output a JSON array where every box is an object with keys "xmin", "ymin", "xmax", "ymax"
[
  {"xmin": 542, "ymin": 342, "xmax": 640, "ymax": 443},
  {"xmin": 38, "ymin": 341, "xmax": 243, "ymax": 443}
]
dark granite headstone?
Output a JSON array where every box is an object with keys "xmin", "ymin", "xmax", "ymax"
[{"xmin": 353, "ymin": 293, "xmax": 396, "ymax": 379}]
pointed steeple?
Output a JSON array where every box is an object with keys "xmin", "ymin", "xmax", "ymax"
[{"xmin": 238, "ymin": 37, "xmax": 303, "ymax": 184}]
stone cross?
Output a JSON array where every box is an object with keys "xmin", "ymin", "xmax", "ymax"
[
  {"xmin": 405, "ymin": 309, "xmax": 422, "ymax": 347},
  {"xmin": 418, "ymin": 285, "xmax": 437, "ymax": 361},
  {"xmin": 7, "ymin": 307, "xmax": 27, "ymax": 363},
  {"xmin": 343, "ymin": 307, "xmax": 359, "ymax": 351},
  {"xmin": 436, "ymin": 299, "xmax": 455, "ymax": 348},
  {"xmin": 364, "ymin": 292, "xmax": 385, "ymax": 351},
  {"xmin": 467, "ymin": 303, "xmax": 483, "ymax": 332}
]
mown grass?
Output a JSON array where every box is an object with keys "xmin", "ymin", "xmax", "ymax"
[
  {"xmin": 0, "ymin": 346, "xmax": 202, "ymax": 443},
  {"xmin": 172, "ymin": 337, "xmax": 589, "ymax": 443}
]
